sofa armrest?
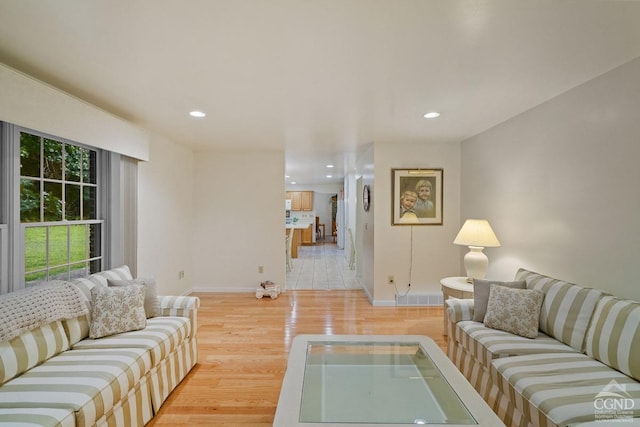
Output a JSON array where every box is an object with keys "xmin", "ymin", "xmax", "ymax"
[
  {"xmin": 446, "ymin": 298, "xmax": 475, "ymax": 323},
  {"xmin": 158, "ymin": 296, "xmax": 200, "ymax": 336}
]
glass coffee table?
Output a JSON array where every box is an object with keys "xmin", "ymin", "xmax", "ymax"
[{"xmin": 274, "ymin": 335, "xmax": 504, "ymax": 426}]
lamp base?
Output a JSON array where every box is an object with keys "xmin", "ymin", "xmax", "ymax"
[{"xmin": 463, "ymin": 246, "xmax": 488, "ymax": 283}]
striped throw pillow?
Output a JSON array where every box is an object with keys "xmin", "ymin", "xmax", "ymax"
[
  {"xmin": 515, "ymin": 268, "xmax": 603, "ymax": 351},
  {"xmin": 93, "ymin": 265, "xmax": 134, "ymax": 281},
  {"xmin": 585, "ymin": 296, "xmax": 640, "ymax": 381},
  {"xmin": 0, "ymin": 321, "xmax": 70, "ymax": 385}
]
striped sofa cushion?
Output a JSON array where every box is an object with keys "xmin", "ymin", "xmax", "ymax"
[
  {"xmin": 93, "ymin": 265, "xmax": 134, "ymax": 282},
  {"xmin": 70, "ymin": 276, "xmax": 104, "ymax": 301},
  {"xmin": 445, "ymin": 298, "xmax": 475, "ymax": 323},
  {"xmin": 455, "ymin": 321, "xmax": 577, "ymax": 368},
  {"xmin": 585, "ymin": 296, "xmax": 640, "ymax": 381},
  {"xmin": 515, "ymin": 268, "xmax": 603, "ymax": 351},
  {"xmin": 0, "ymin": 407, "xmax": 75, "ymax": 427},
  {"xmin": 65, "ymin": 276, "xmax": 106, "ymax": 345},
  {"xmin": 491, "ymin": 352, "xmax": 640, "ymax": 426},
  {"xmin": 72, "ymin": 316, "xmax": 191, "ymax": 366},
  {"xmin": 0, "ymin": 320, "xmax": 69, "ymax": 385},
  {"xmin": 0, "ymin": 347, "xmax": 151, "ymax": 427},
  {"xmin": 159, "ymin": 295, "xmax": 201, "ymax": 333}
]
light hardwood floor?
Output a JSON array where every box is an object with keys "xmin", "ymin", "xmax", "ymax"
[{"xmin": 148, "ymin": 290, "xmax": 447, "ymax": 426}]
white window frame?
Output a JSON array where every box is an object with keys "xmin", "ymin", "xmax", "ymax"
[
  {"xmin": 0, "ymin": 122, "xmax": 128, "ymax": 292},
  {"xmin": 17, "ymin": 128, "xmax": 104, "ymax": 286}
]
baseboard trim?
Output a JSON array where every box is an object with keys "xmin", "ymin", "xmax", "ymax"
[{"xmin": 190, "ymin": 287, "xmax": 256, "ymax": 293}]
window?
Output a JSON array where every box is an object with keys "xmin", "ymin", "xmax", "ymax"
[
  {"xmin": 1, "ymin": 122, "xmax": 135, "ymax": 294},
  {"xmin": 19, "ymin": 130, "xmax": 103, "ymax": 285}
]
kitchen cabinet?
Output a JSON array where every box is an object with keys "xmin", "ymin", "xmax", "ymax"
[
  {"xmin": 286, "ymin": 191, "xmax": 301, "ymax": 210},
  {"xmin": 301, "ymin": 225, "xmax": 313, "ymax": 245},
  {"xmin": 301, "ymin": 191, "xmax": 313, "ymax": 211},
  {"xmin": 286, "ymin": 191, "xmax": 313, "ymax": 211}
]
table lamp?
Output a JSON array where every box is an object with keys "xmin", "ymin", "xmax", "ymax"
[{"xmin": 453, "ymin": 219, "xmax": 501, "ymax": 283}]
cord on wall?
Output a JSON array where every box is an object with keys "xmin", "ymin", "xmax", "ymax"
[{"xmin": 395, "ymin": 225, "xmax": 414, "ymax": 298}]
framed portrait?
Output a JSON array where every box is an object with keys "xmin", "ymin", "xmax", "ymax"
[{"xmin": 392, "ymin": 168, "xmax": 443, "ymax": 225}]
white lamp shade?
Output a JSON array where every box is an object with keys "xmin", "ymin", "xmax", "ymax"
[{"xmin": 453, "ymin": 219, "xmax": 501, "ymax": 248}]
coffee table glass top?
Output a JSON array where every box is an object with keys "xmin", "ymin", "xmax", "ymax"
[
  {"xmin": 299, "ymin": 340, "xmax": 475, "ymax": 424},
  {"xmin": 275, "ymin": 335, "xmax": 504, "ymax": 427}
]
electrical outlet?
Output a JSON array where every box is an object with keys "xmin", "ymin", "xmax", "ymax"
[
  {"xmin": 258, "ymin": 265, "xmax": 264, "ymax": 274},
  {"xmin": 178, "ymin": 270, "xmax": 185, "ymax": 280},
  {"xmin": 388, "ymin": 275, "xmax": 395, "ymax": 285}
]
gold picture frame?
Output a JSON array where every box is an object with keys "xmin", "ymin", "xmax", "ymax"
[{"xmin": 392, "ymin": 168, "xmax": 443, "ymax": 225}]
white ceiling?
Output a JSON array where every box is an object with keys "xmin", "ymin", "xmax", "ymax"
[{"xmin": 1, "ymin": 1, "xmax": 639, "ymax": 185}]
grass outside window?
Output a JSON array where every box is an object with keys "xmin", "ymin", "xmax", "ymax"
[{"xmin": 25, "ymin": 224, "xmax": 95, "ymax": 284}]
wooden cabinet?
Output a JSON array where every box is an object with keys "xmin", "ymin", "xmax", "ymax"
[
  {"xmin": 286, "ymin": 191, "xmax": 313, "ymax": 211},
  {"xmin": 301, "ymin": 191, "xmax": 313, "ymax": 211},
  {"xmin": 287, "ymin": 191, "xmax": 302, "ymax": 210},
  {"xmin": 301, "ymin": 225, "xmax": 313, "ymax": 245}
]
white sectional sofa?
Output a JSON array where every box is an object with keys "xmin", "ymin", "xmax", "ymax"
[
  {"xmin": 446, "ymin": 268, "xmax": 640, "ymax": 427},
  {"xmin": 0, "ymin": 266, "xmax": 199, "ymax": 427}
]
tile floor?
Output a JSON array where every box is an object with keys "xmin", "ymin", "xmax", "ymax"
[{"xmin": 286, "ymin": 240, "xmax": 361, "ymax": 290}]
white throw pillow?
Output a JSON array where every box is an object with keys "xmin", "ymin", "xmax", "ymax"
[
  {"xmin": 484, "ymin": 284, "xmax": 544, "ymax": 339},
  {"xmin": 89, "ymin": 284, "xmax": 146, "ymax": 339}
]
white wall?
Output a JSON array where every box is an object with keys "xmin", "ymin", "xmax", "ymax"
[
  {"xmin": 191, "ymin": 150, "xmax": 286, "ymax": 291},
  {"xmin": 0, "ymin": 63, "xmax": 149, "ymax": 160},
  {"xmin": 371, "ymin": 141, "xmax": 461, "ymax": 305},
  {"xmin": 137, "ymin": 134, "xmax": 194, "ymax": 295},
  {"xmin": 461, "ymin": 57, "xmax": 640, "ymax": 301},
  {"xmin": 355, "ymin": 144, "xmax": 374, "ymax": 299}
]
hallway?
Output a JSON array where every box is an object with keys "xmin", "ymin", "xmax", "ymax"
[{"xmin": 286, "ymin": 241, "xmax": 360, "ymax": 290}]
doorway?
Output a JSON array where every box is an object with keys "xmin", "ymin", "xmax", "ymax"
[{"xmin": 286, "ymin": 193, "xmax": 359, "ymax": 290}]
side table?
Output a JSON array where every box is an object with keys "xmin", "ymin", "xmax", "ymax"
[{"xmin": 440, "ymin": 277, "xmax": 474, "ymax": 336}]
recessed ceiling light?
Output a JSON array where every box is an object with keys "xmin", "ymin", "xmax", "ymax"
[
  {"xmin": 285, "ymin": 175, "xmax": 290, "ymax": 178},
  {"xmin": 291, "ymin": 181, "xmax": 296, "ymax": 185},
  {"xmin": 326, "ymin": 164, "xmax": 334, "ymax": 168},
  {"xmin": 189, "ymin": 111, "xmax": 206, "ymax": 118},
  {"xmin": 326, "ymin": 175, "xmax": 333, "ymax": 178},
  {"xmin": 423, "ymin": 112, "xmax": 440, "ymax": 119}
]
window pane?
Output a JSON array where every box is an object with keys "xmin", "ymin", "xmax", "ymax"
[
  {"xmin": 20, "ymin": 178, "xmax": 41, "ymax": 222},
  {"xmin": 69, "ymin": 261, "xmax": 89, "ymax": 279},
  {"xmin": 20, "ymin": 132, "xmax": 41, "ymax": 178},
  {"xmin": 43, "ymin": 138, "xmax": 63, "ymax": 180},
  {"xmin": 84, "ymin": 149, "xmax": 97, "ymax": 184},
  {"xmin": 65, "ymin": 144, "xmax": 82, "ymax": 182},
  {"xmin": 25, "ymin": 271, "xmax": 47, "ymax": 287},
  {"xmin": 49, "ymin": 265, "xmax": 69, "ymax": 281},
  {"xmin": 48, "ymin": 225, "xmax": 68, "ymax": 267},
  {"xmin": 44, "ymin": 182, "xmax": 63, "ymax": 221},
  {"xmin": 90, "ymin": 259, "xmax": 102, "ymax": 275},
  {"xmin": 89, "ymin": 223, "xmax": 101, "ymax": 260},
  {"xmin": 69, "ymin": 224, "xmax": 87, "ymax": 263},
  {"xmin": 25, "ymin": 227, "xmax": 47, "ymax": 275},
  {"xmin": 66, "ymin": 183, "xmax": 81, "ymax": 220},
  {"xmin": 83, "ymin": 186, "xmax": 97, "ymax": 220},
  {"xmin": 16, "ymin": 128, "xmax": 103, "ymax": 287}
]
